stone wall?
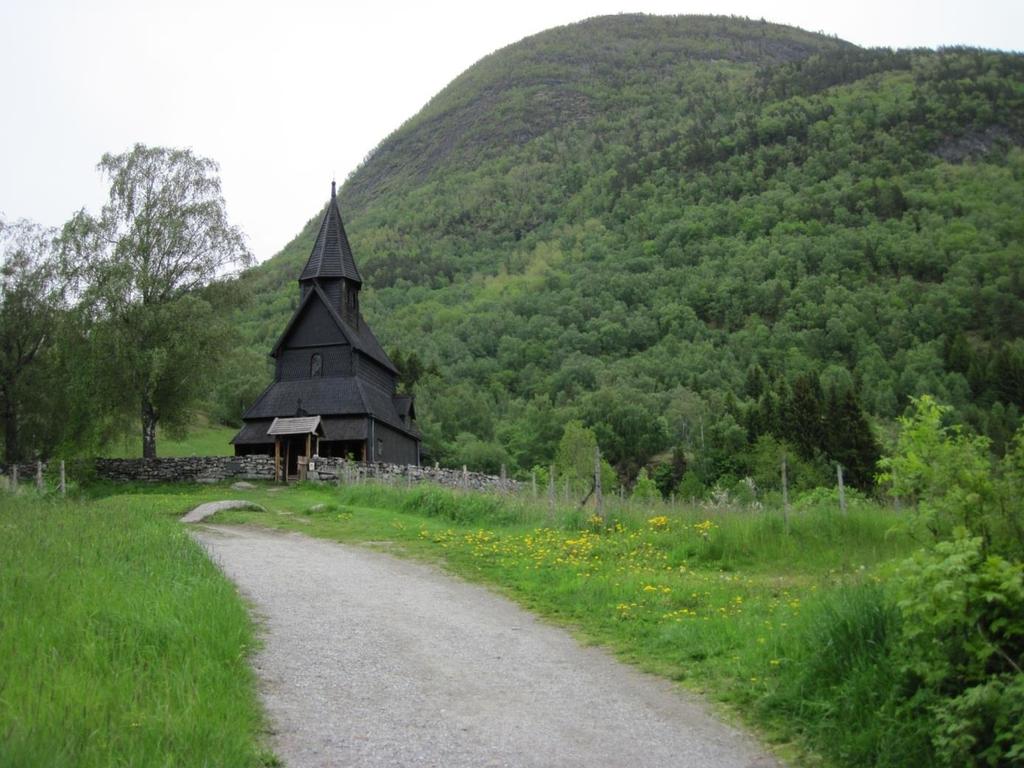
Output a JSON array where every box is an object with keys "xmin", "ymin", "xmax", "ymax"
[
  {"xmin": 308, "ymin": 457, "xmax": 521, "ymax": 494},
  {"xmin": 1, "ymin": 455, "xmax": 519, "ymax": 494},
  {"xmin": 94, "ymin": 455, "xmax": 276, "ymax": 483}
]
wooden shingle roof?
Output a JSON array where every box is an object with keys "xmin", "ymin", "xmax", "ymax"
[
  {"xmin": 268, "ymin": 416, "xmax": 323, "ymax": 436},
  {"xmin": 269, "ymin": 283, "xmax": 397, "ymax": 373},
  {"xmin": 241, "ymin": 376, "xmax": 418, "ymax": 438},
  {"xmin": 300, "ymin": 182, "xmax": 362, "ymax": 284}
]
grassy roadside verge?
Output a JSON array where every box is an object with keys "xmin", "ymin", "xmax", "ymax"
[
  {"xmin": 198, "ymin": 481, "xmax": 920, "ymax": 766},
  {"xmin": 0, "ymin": 492, "xmax": 275, "ymax": 767}
]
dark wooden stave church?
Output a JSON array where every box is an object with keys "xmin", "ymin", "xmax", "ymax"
[{"xmin": 232, "ymin": 183, "xmax": 420, "ymax": 478}]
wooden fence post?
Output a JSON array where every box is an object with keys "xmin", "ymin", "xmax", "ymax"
[
  {"xmin": 531, "ymin": 470, "xmax": 537, "ymax": 498},
  {"xmin": 60, "ymin": 460, "xmax": 66, "ymax": 496},
  {"xmin": 781, "ymin": 452, "xmax": 790, "ymax": 535},
  {"xmin": 837, "ymin": 463, "xmax": 847, "ymax": 515},
  {"xmin": 594, "ymin": 446, "xmax": 604, "ymax": 520},
  {"xmin": 500, "ymin": 463, "xmax": 507, "ymax": 494},
  {"xmin": 462, "ymin": 465, "xmax": 469, "ymax": 489},
  {"xmin": 11, "ymin": 465, "xmax": 17, "ymax": 491},
  {"xmin": 36, "ymin": 461, "xmax": 43, "ymax": 491},
  {"xmin": 547, "ymin": 465, "xmax": 556, "ymax": 514}
]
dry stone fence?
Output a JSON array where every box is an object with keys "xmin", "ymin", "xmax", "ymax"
[
  {"xmin": 2, "ymin": 456, "xmax": 520, "ymax": 494},
  {"xmin": 306, "ymin": 457, "xmax": 520, "ymax": 493}
]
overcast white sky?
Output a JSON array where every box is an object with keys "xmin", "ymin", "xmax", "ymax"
[{"xmin": 1, "ymin": 0, "xmax": 1021, "ymax": 263}]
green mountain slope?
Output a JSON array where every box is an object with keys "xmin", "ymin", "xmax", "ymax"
[{"xmin": 227, "ymin": 14, "xmax": 1024, "ymax": 486}]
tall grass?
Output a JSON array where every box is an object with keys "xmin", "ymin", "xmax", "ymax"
[
  {"xmin": 377, "ymin": 481, "xmax": 910, "ymax": 572},
  {"xmin": 754, "ymin": 584, "xmax": 931, "ymax": 767},
  {"xmin": 0, "ymin": 494, "xmax": 272, "ymax": 767}
]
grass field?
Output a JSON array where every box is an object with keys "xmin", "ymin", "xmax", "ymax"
[{"xmin": 0, "ymin": 491, "xmax": 275, "ymax": 767}]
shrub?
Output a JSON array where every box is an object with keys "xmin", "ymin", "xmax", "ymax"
[
  {"xmin": 630, "ymin": 467, "xmax": 661, "ymax": 502},
  {"xmin": 895, "ymin": 531, "xmax": 1024, "ymax": 767},
  {"xmin": 878, "ymin": 395, "xmax": 996, "ymax": 541},
  {"xmin": 675, "ymin": 470, "xmax": 707, "ymax": 501}
]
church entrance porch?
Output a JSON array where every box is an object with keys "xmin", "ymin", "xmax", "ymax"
[{"xmin": 268, "ymin": 416, "xmax": 324, "ymax": 483}]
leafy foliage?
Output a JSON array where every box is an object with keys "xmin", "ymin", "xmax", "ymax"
[
  {"xmin": 630, "ymin": 467, "xmax": 661, "ymax": 501},
  {"xmin": 895, "ymin": 533, "xmax": 1024, "ymax": 766},
  {"xmin": 879, "ymin": 395, "xmax": 1024, "ymax": 557},
  {"xmin": 0, "ymin": 219, "xmax": 65, "ymax": 463}
]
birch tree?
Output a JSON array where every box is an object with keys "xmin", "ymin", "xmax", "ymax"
[{"xmin": 61, "ymin": 144, "xmax": 252, "ymax": 457}]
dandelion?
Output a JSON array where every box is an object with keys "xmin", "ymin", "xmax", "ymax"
[{"xmin": 694, "ymin": 519, "xmax": 718, "ymax": 539}]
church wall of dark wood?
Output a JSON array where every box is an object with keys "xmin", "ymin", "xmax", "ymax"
[
  {"xmin": 277, "ymin": 345, "xmax": 353, "ymax": 380},
  {"xmin": 342, "ymin": 279, "xmax": 359, "ymax": 326},
  {"xmin": 372, "ymin": 421, "xmax": 419, "ymax": 465},
  {"xmin": 321, "ymin": 280, "xmax": 342, "ymax": 313}
]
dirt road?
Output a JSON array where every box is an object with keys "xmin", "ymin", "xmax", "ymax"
[{"xmin": 193, "ymin": 524, "xmax": 779, "ymax": 768}]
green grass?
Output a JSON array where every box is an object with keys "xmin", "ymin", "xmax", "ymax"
[
  {"xmin": 0, "ymin": 491, "xmax": 275, "ymax": 767},
  {"xmin": 101, "ymin": 421, "xmax": 236, "ymax": 458}
]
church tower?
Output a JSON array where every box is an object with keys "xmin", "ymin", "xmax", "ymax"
[{"xmin": 299, "ymin": 181, "xmax": 361, "ymax": 328}]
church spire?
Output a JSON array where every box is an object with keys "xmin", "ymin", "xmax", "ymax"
[{"xmin": 299, "ymin": 182, "xmax": 362, "ymax": 285}]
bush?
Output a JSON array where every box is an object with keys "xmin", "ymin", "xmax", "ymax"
[
  {"xmin": 895, "ymin": 532, "xmax": 1024, "ymax": 767},
  {"xmin": 630, "ymin": 467, "xmax": 660, "ymax": 502},
  {"xmin": 675, "ymin": 471, "xmax": 707, "ymax": 501}
]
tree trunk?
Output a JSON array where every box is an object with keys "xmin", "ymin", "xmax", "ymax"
[
  {"xmin": 141, "ymin": 399, "xmax": 158, "ymax": 459},
  {"xmin": 3, "ymin": 398, "xmax": 18, "ymax": 465}
]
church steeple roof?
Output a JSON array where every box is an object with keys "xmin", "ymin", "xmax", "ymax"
[{"xmin": 300, "ymin": 181, "xmax": 362, "ymax": 284}]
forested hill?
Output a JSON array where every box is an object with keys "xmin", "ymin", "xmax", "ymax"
[{"xmin": 225, "ymin": 14, "xmax": 1024, "ymax": 491}]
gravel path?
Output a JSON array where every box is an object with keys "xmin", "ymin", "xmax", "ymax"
[{"xmin": 192, "ymin": 524, "xmax": 780, "ymax": 768}]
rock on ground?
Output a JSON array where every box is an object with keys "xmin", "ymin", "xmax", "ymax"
[{"xmin": 179, "ymin": 500, "xmax": 264, "ymax": 523}]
